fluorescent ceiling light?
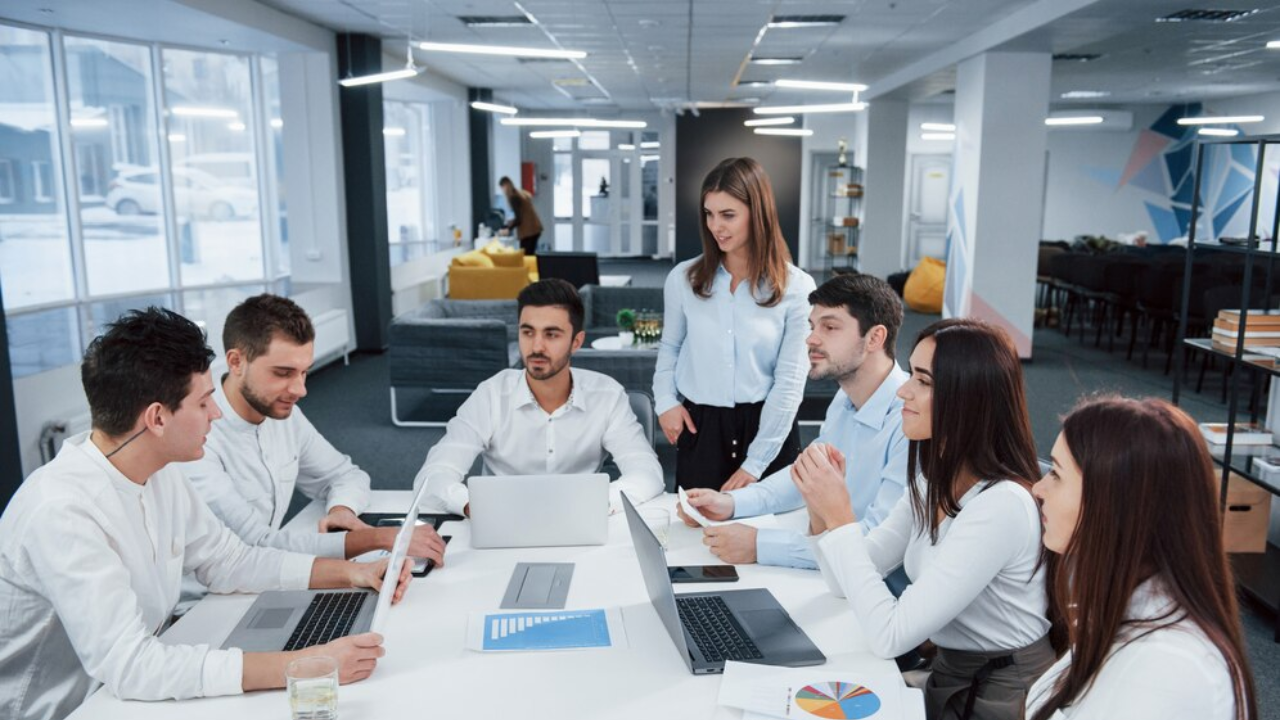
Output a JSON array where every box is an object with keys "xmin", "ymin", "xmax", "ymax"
[
  {"xmin": 1045, "ymin": 116, "xmax": 1104, "ymax": 126},
  {"xmin": 383, "ymin": 127, "xmax": 406, "ymax": 137},
  {"xmin": 1060, "ymin": 90, "xmax": 1111, "ymax": 99},
  {"xmin": 618, "ymin": 143, "xmax": 636, "ymax": 150},
  {"xmin": 920, "ymin": 122, "xmax": 956, "ymax": 132},
  {"xmin": 775, "ymin": 78, "xmax": 867, "ymax": 92},
  {"xmin": 641, "ymin": 154, "xmax": 660, "ymax": 162},
  {"xmin": 470, "ymin": 101, "xmax": 518, "ymax": 115},
  {"xmin": 1177, "ymin": 115, "xmax": 1263, "ymax": 125},
  {"xmin": 750, "ymin": 57, "xmax": 803, "ymax": 65},
  {"xmin": 754, "ymin": 128, "xmax": 813, "ymax": 136},
  {"xmin": 70, "ymin": 117, "xmax": 108, "ymax": 128},
  {"xmin": 640, "ymin": 141, "xmax": 660, "ymax": 149},
  {"xmin": 754, "ymin": 102, "xmax": 866, "ymax": 115},
  {"xmin": 171, "ymin": 106, "xmax": 238, "ymax": 119},
  {"xmin": 269, "ymin": 118, "xmax": 283, "ymax": 129},
  {"xmin": 737, "ymin": 80, "xmax": 773, "ymax": 88},
  {"xmin": 530, "ymin": 129, "xmax": 581, "ymax": 138},
  {"xmin": 1198, "ymin": 127, "xmax": 1240, "ymax": 137},
  {"xmin": 745, "ymin": 117, "xmax": 796, "ymax": 127},
  {"xmin": 1269, "ymin": 40, "xmax": 1280, "ymax": 49},
  {"xmin": 227, "ymin": 122, "xmax": 246, "ymax": 131},
  {"xmin": 167, "ymin": 133, "xmax": 186, "ymax": 142},
  {"xmin": 419, "ymin": 41, "xmax": 586, "ymax": 59},
  {"xmin": 500, "ymin": 118, "xmax": 646, "ymax": 128},
  {"xmin": 768, "ymin": 21, "xmax": 840, "ymax": 29},
  {"xmin": 337, "ymin": 67, "xmax": 420, "ymax": 87},
  {"xmin": 921, "ymin": 133, "xmax": 956, "ymax": 141}
]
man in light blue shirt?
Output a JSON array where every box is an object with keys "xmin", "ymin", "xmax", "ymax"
[{"xmin": 678, "ymin": 274, "xmax": 908, "ymax": 572}]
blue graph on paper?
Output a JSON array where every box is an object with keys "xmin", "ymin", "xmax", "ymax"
[{"xmin": 481, "ymin": 609, "xmax": 611, "ymax": 651}]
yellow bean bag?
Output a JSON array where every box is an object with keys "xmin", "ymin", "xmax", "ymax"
[{"xmin": 904, "ymin": 257, "xmax": 946, "ymax": 314}]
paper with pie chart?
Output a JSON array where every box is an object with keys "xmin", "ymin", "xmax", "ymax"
[
  {"xmin": 794, "ymin": 682, "xmax": 881, "ymax": 719},
  {"xmin": 717, "ymin": 660, "xmax": 902, "ymax": 719}
]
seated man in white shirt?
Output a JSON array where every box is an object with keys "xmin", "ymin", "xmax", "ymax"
[
  {"xmin": 0, "ymin": 308, "xmax": 410, "ymax": 720},
  {"xmin": 182, "ymin": 294, "xmax": 445, "ymax": 568},
  {"xmin": 414, "ymin": 279, "xmax": 663, "ymax": 516},
  {"xmin": 678, "ymin": 274, "xmax": 909, "ymax": 577}
]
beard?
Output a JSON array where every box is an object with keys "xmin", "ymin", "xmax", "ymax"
[
  {"xmin": 524, "ymin": 351, "xmax": 571, "ymax": 381},
  {"xmin": 241, "ymin": 378, "xmax": 293, "ymax": 420},
  {"xmin": 809, "ymin": 343, "xmax": 867, "ymax": 383}
]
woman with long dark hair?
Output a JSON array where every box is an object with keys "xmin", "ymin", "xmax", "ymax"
[
  {"xmin": 794, "ymin": 318, "xmax": 1054, "ymax": 720},
  {"xmin": 654, "ymin": 157, "xmax": 814, "ymax": 491},
  {"xmin": 1027, "ymin": 396, "xmax": 1256, "ymax": 720}
]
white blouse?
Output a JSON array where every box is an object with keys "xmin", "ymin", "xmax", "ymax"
[
  {"xmin": 811, "ymin": 479, "xmax": 1050, "ymax": 658},
  {"xmin": 0, "ymin": 433, "xmax": 314, "ymax": 720},
  {"xmin": 1025, "ymin": 579, "xmax": 1237, "ymax": 720}
]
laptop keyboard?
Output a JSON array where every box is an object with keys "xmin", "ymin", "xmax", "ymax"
[
  {"xmin": 675, "ymin": 595, "xmax": 764, "ymax": 662},
  {"xmin": 283, "ymin": 592, "xmax": 368, "ymax": 651}
]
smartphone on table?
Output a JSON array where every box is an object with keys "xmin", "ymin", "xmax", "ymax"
[{"xmin": 668, "ymin": 565, "xmax": 739, "ymax": 583}]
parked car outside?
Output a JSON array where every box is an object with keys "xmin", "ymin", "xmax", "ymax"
[{"xmin": 106, "ymin": 166, "xmax": 257, "ymax": 220}]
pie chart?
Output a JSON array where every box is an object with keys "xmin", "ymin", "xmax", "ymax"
[{"xmin": 794, "ymin": 682, "xmax": 881, "ymax": 719}]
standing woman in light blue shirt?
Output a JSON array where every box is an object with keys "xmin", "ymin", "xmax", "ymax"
[{"xmin": 654, "ymin": 157, "xmax": 815, "ymax": 491}]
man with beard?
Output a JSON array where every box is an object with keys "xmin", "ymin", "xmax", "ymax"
[
  {"xmin": 678, "ymin": 274, "xmax": 909, "ymax": 576},
  {"xmin": 413, "ymin": 279, "xmax": 662, "ymax": 517},
  {"xmin": 182, "ymin": 294, "xmax": 447, "ymax": 570}
]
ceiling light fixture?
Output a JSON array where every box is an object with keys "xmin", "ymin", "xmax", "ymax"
[
  {"xmin": 1045, "ymin": 116, "xmax": 1104, "ymax": 126},
  {"xmin": 171, "ymin": 106, "xmax": 238, "ymax": 119},
  {"xmin": 269, "ymin": 118, "xmax": 283, "ymax": 129},
  {"xmin": 775, "ymin": 78, "xmax": 867, "ymax": 92},
  {"xmin": 530, "ymin": 129, "xmax": 581, "ymax": 138},
  {"xmin": 500, "ymin": 118, "xmax": 646, "ymax": 128},
  {"xmin": 470, "ymin": 101, "xmax": 518, "ymax": 115},
  {"xmin": 167, "ymin": 133, "xmax": 186, "ymax": 142},
  {"xmin": 1268, "ymin": 40, "xmax": 1280, "ymax": 49},
  {"xmin": 921, "ymin": 132, "xmax": 956, "ymax": 141},
  {"xmin": 640, "ymin": 141, "xmax": 660, "ymax": 149},
  {"xmin": 1176, "ymin": 115, "xmax": 1264, "ymax": 125},
  {"xmin": 767, "ymin": 15, "xmax": 845, "ymax": 29},
  {"xmin": 618, "ymin": 143, "xmax": 636, "ymax": 150},
  {"xmin": 744, "ymin": 117, "xmax": 796, "ymax": 127},
  {"xmin": 339, "ymin": 42, "xmax": 422, "ymax": 87},
  {"xmin": 754, "ymin": 102, "xmax": 866, "ymax": 115},
  {"xmin": 920, "ymin": 122, "xmax": 956, "ymax": 132},
  {"xmin": 228, "ymin": 122, "xmax": 247, "ymax": 131},
  {"xmin": 383, "ymin": 127, "xmax": 407, "ymax": 137},
  {"xmin": 1198, "ymin": 127, "xmax": 1240, "ymax": 137},
  {"xmin": 418, "ymin": 41, "xmax": 586, "ymax": 59},
  {"xmin": 737, "ymin": 80, "xmax": 773, "ymax": 88},
  {"xmin": 754, "ymin": 128, "xmax": 813, "ymax": 136},
  {"xmin": 70, "ymin": 117, "xmax": 109, "ymax": 128},
  {"xmin": 750, "ymin": 57, "xmax": 803, "ymax": 66},
  {"xmin": 1060, "ymin": 90, "xmax": 1111, "ymax": 99}
]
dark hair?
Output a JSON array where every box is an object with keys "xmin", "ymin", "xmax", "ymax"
[
  {"xmin": 808, "ymin": 273, "xmax": 904, "ymax": 361},
  {"xmin": 222, "ymin": 294, "xmax": 315, "ymax": 362},
  {"xmin": 517, "ymin": 279, "xmax": 584, "ymax": 335},
  {"xmin": 907, "ymin": 318, "xmax": 1040, "ymax": 542},
  {"xmin": 688, "ymin": 157, "xmax": 792, "ymax": 307},
  {"xmin": 498, "ymin": 176, "xmax": 513, "ymax": 187},
  {"xmin": 1030, "ymin": 397, "xmax": 1257, "ymax": 720},
  {"xmin": 81, "ymin": 307, "xmax": 215, "ymax": 437}
]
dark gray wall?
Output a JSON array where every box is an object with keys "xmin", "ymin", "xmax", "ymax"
[
  {"xmin": 337, "ymin": 33, "xmax": 392, "ymax": 351},
  {"xmin": 675, "ymin": 108, "xmax": 803, "ymax": 263},
  {"xmin": 468, "ymin": 88, "xmax": 494, "ymax": 235},
  {"xmin": 0, "ymin": 277, "xmax": 19, "ymax": 512}
]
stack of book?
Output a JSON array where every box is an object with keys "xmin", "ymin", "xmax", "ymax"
[
  {"xmin": 1211, "ymin": 309, "xmax": 1280, "ymax": 362},
  {"xmin": 1199, "ymin": 422, "xmax": 1274, "ymax": 447}
]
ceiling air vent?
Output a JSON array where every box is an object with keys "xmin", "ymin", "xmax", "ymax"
[
  {"xmin": 457, "ymin": 15, "xmax": 532, "ymax": 27},
  {"xmin": 1157, "ymin": 9, "xmax": 1258, "ymax": 22},
  {"xmin": 1053, "ymin": 53, "xmax": 1103, "ymax": 62},
  {"xmin": 768, "ymin": 15, "xmax": 846, "ymax": 28}
]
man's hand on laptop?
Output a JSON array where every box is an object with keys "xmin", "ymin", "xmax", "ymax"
[
  {"xmin": 311, "ymin": 632, "xmax": 386, "ymax": 684},
  {"xmin": 407, "ymin": 524, "xmax": 448, "ymax": 567},
  {"xmin": 349, "ymin": 557, "xmax": 414, "ymax": 604},
  {"xmin": 676, "ymin": 488, "xmax": 734, "ymax": 527},
  {"xmin": 319, "ymin": 506, "xmax": 371, "ymax": 533}
]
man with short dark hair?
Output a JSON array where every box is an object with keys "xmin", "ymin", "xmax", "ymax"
[
  {"xmin": 680, "ymin": 274, "xmax": 910, "ymax": 573},
  {"xmin": 414, "ymin": 279, "xmax": 662, "ymax": 516},
  {"xmin": 0, "ymin": 308, "xmax": 409, "ymax": 720},
  {"xmin": 183, "ymin": 294, "xmax": 445, "ymax": 566}
]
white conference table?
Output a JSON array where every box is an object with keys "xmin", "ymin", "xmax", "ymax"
[{"xmin": 72, "ymin": 492, "xmax": 923, "ymax": 720}]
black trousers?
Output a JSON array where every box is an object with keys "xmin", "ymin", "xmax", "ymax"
[
  {"xmin": 675, "ymin": 400, "xmax": 802, "ymax": 491},
  {"xmin": 520, "ymin": 233, "xmax": 541, "ymax": 256}
]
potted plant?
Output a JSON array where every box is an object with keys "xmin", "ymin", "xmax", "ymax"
[{"xmin": 615, "ymin": 308, "xmax": 636, "ymax": 346}]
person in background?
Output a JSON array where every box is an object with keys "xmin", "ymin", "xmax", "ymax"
[
  {"xmin": 1026, "ymin": 396, "xmax": 1256, "ymax": 720},
  {"xmin": 677, "ymin": 274, "xmax": 908, "ymax": 579},
  {"xmin": 499, "ymin": 175, "xmax": 544, "ymax": 256},
  {"xmin": 795, "ymin": 318, "xmax": 1055, "ymax": 720},
  {"xmin": 414, "ymin": 279, "xmax": 662, "ymax": 516},
  {"xmin": 654, "ymin": 157, "xmax": 815, "ymax": 492},
  {"xmin": 182, "ymin": 295, "xmax": 445, "ymax": 605},
  {"xmin": 0, "ymin": 308, "xmax": 410, "ymax": 720}
]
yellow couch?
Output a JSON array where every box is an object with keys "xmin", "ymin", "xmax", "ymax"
[{"xmin": 447, "ymin": 242, "xmax": 540, "ymax": 299}]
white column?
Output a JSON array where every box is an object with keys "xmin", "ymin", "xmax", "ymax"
[
  {"xmin": 860, "ymin": 99, "xmax": 909, "ymax": 279},
  {"xmin": 944, "ymin": 52, "xmax": 1051, "ymax": 358}
]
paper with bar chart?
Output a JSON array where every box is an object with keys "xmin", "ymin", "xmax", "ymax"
[
  {"xmin": 718, "ymin": 659, "xmax": 907, "ymax": 719},
  {"xmin": 466, "ymin": 607, "xmax": 628, "ymax": 652}
]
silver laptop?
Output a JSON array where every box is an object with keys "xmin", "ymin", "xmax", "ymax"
[
  {"xmin": 222, "ymin": 486, "xmax": 423, "ymax": 652},
  {"xmin": 621, "ymin": 494, "xmax": 826, "ymax": 674},
  {"xmin": 468, "ymin": 474, "xmax": 609, "ymax": 549}
]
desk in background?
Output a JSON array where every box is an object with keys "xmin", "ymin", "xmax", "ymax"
[{"xmin": 71, "ymin": 492, "xmax": 922, "ymax": 720}]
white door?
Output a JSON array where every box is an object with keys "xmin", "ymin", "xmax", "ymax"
[
  {"xmin": 576, "ymin": 150, "xmax": 643, "ymax": 257},
  {"xmin": 906, "ymin": 154, "xmax": 951, "ymax": 266}
]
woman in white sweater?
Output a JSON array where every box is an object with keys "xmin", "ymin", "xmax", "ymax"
[
  {"xmin": 793, "ymin": 318, "xmax": 1056, "ymax": 720},
  {"xmin": 1026, "ymin": 397, "xmax": 1256, "ymax": 720}
]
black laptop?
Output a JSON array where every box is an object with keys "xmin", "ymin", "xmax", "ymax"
[{"xmin": 621, "ymin": 495, "xmax": 826, "ymax": 674}]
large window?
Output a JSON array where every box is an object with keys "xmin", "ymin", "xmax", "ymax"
[
  {"xmin": 383, "ymin": 100, "xmax": 438, "ymax": 266},
  {"xmin": 1, "ymin": 22, "xmax": 290, "ymax": 378}
]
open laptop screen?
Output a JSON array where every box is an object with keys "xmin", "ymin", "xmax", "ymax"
[{"xmin": 620, "ymin": 494, "xmax": 692, "ymax": 667}]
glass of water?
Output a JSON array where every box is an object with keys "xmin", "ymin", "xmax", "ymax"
[
  {"xmin": 287, "ymin": 656, "xmax": 338, "ymax": 720},
  {"xmin": 639, "ymin": 507, "xmax": 671, "ymax": 549}
]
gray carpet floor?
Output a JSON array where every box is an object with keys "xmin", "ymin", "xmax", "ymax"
[{"xmin": 297, "ymin": 259, "xmax": 1277, "ymax": 716}]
